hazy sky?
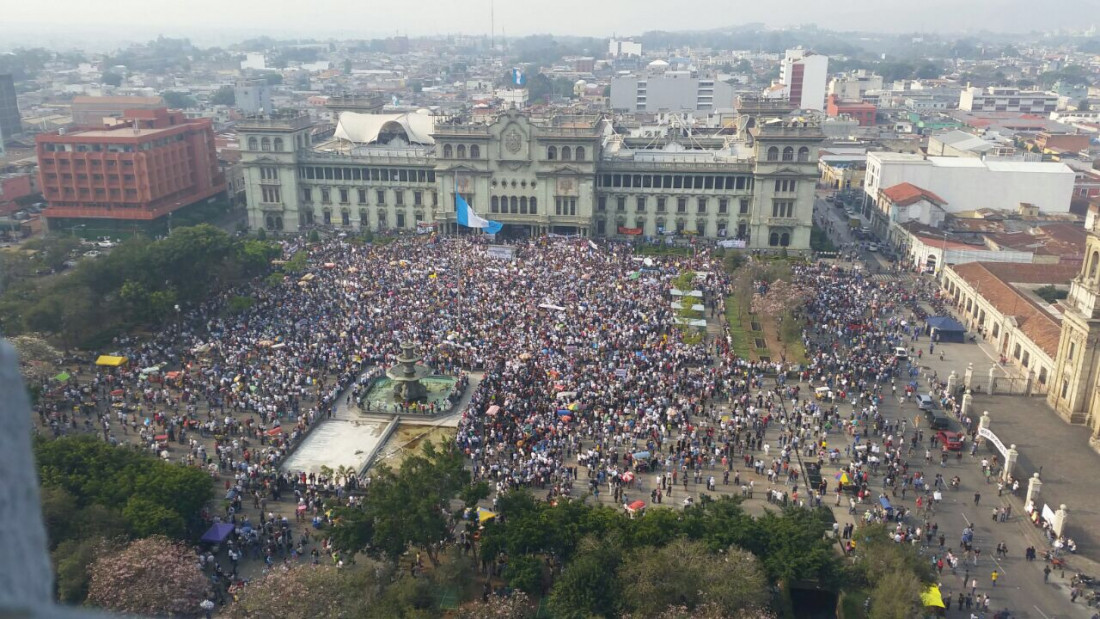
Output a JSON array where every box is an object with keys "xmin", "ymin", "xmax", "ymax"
[{"xmin": 5, "ymin": 0, "xmax": 1100, "ymax": 47}]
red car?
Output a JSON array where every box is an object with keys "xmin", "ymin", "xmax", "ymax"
[{"xmin": 937, "ymin": 430, "xmax": 964, "ymax": 451}]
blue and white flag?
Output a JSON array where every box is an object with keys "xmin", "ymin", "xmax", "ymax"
[
  {"xmin": 512, "ymin": 67, "xmax": 526, "ymax": 86},
  {"xmin": 456, "ymin": 193, "xmax": 502, "ymax": 235}
]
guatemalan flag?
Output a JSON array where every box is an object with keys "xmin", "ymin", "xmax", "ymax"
[
  {"xmin": 456, "ymin": 193, "xmax": 503, "ymax": 235},
  {"xmin": 512, "ymin": 67, "xmax": 526, "ymax": 87}
]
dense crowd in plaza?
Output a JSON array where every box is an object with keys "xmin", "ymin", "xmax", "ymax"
[{"xmin": 30, "ymin": 233, "xmax": 1030, "ymax": 615}]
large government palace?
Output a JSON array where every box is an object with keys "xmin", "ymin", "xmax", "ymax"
[{"xmin": 240, "ymin": 104, "xmax": 824, "ymax": 249}]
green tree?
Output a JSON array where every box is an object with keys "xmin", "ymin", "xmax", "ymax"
[
  {"xmin": 210, "ymin": 85, "xmax": 236, "ymax": 106},
  {"xmin": 503, "ymin": 555, "xmax": 544, "ymax": 594},
  {"xmin": 328, "ymin": 440, "xmax": 472, "ymax": 566},
  {"xmin": 547, "ymin": 536, "xmax": 623, "ymax": 619},
  {"xmin": 619, "ymin": 539, "xmax": 770, "ymax": 618},
  {"xmin": 161, "ymin": 90, "xmax": 197, "ymax": 109}
]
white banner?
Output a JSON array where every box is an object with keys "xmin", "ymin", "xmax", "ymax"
[{"xmin": 978, "ymin": 426, "xmax": 1007, "ymax": 458}]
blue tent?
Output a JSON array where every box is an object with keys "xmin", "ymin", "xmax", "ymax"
[{"xmin": 926, "ymin": 316, "xmax": 966, "ymax": 343}]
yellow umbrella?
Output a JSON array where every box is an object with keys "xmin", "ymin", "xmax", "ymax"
[{"xmin": 920, "ymin": 586, "xmax": 945, "ymax": 608}]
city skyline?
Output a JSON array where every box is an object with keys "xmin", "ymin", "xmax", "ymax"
[{"xmin": 4, "ymin": 0, "xmax": 1100, "ymax": 50}]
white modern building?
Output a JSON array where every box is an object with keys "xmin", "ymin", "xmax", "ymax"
[
  {"xmin": 608, "ymin": 39, "xmax": 642, "ymax": 58},
  {"xmin": 610, "ymin": 62, "xmax": 735, "ymax": 113},
  {"xmin": 864, "ymin": 152, "xmax": 1075, "ymax": 215},
  {"xmin": 778, "ymin": 48, "xmax": 829, "ymax": 111},
  {"xmin": 958, "ymin": 87, "xmax": 1059, "ymax": 114},
  {"xmin": 234, "ymin": 78, "xmax": 273, "ymax": 115},
  {"xmin": 828, "ymin": 70, "xmax": 883, "ymax": 102}
]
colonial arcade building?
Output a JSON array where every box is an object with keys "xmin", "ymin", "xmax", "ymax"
[{"xmin": 240, "ymin": 108, "xmax": 823, "ymax": 249}]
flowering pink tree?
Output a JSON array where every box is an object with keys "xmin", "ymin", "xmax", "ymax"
[
  {"xmin": 85, "ymin": 536, "xmax": 208, "ymax": 616},
  {"xmin": 751, "ymin": 280, "xmax": 807, "ymax": 316}
]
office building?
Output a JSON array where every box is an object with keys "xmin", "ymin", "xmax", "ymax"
[
  {"xmin": 779, "ymin": 49, "xmax": 829, "ymax": 111},
  {"xmin": 0, "ymin": 74, "xmax": 21, "ymax": 141},
  {"xmin": 865, "ymin": 152, "xmax": 1074, "ymax": 218},
  {"xmin": 36, "ymin": 108, "xmax": 225, "ymax": 231},
  {"xmin": 239, "ymin": 108, "xmax": 823, "ymax": 250},
  {"xmin": 610, "ymin": 62, "xmax": 735, "ymax": 113},
  {"xmin": 828, "ymin": 70, "xmax": 884, "ymax": 101},
  {"xmin": 958, "ymin": 87, "xmax": 1059, "ymax": 114},
  {"xmin": 234, "ymin": 78, "xmax": 273, "ymax": 115},
  {"xmin": 826, "ymin": 95, "xmax": 876, "ymax": 126},
  {"xmin": 608, "ymin": 39, "xmax": 642, "ymax": 58},
  {"xmin": 71, "ymin": 96, "xmax": 165, "ymax": 127}
]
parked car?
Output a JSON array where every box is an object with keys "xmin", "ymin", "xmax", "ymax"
[{"xmin": 937, "ymin": 430, "xmax": 964, "ymax": 451}]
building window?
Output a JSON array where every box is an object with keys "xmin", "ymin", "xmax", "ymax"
[
  {"xmin": 555, "ymin": 197, "xmax": 577, "ymax": 216},
  {"xmin": 575, "ymin": 146, "xmax": 585, "ymax": 161},
  {"xmin": 740, "ymin": 199, "xmax": 750, "ymax": 214},
  {"xmin": 774, "ymin": 179, "xmax": 796, "ymax": 193},
  {"xmin": 782, "ymin": 147, "xmax": 794, "ymax": 161},
  {"xmin": 376, "ymin": 190, "xmax": 386, "ymax": 205},
  {"xmin": 771, "ymin": 200, "xmax": 794, "ymax": 218},
  {"xmin": 547, "ymin": 146, "xmax": 557, "ymax": 160},
  {"xmin": 797, "ymin": 147, "xmax": 809, "ymax": 162},
  {"xmin": 767, "ymin": 146, "xmax": 779, "ymax": 161},
  {"xmin": 470, "ymin": 145, "xmax": 480, "ymax": 159},
  {"xmin": 562, "ymin": 146, "xmax": 572, "ymax": 160}
]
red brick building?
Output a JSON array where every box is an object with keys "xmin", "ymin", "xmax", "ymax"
[
  {"xmin": 0, "ymin": 173, "xmax": 34, "ymax": 216},
  {"xmin": 36, "ymin": 108, "xmax": 225, "ymax": 229},
  {"xmin": 826, "ymin": 95, "xmax": 877, "ymax": 126}
]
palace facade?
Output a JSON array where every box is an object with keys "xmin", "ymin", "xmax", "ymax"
[{"xmin": 240, "ymin": 107, "xmax": 823, "ymax": 249}]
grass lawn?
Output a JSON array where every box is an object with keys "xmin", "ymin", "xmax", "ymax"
[{"xmin": 724, "ymin": 295, "xmax": 754, "ymax": 359}]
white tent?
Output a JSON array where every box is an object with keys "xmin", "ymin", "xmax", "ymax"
[{"xmin": 333, "ymin": 111, "xmax": 436, "ymax": 145}]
